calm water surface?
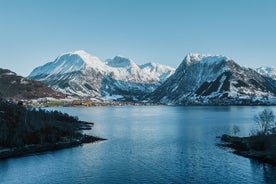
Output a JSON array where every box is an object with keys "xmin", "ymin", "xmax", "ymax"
[{"xmin": 1, "ymin": 106, "xmax": 276, "ymax": 184}]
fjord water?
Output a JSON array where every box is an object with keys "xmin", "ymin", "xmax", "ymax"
[{"xmin": 1, "ymin": 106, "xmax": 276, "ymax": 184}]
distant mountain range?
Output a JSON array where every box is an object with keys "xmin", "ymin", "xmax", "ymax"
[
  {"xmin": 147, "ymin": 53, "xmax": 276, "ymax": 105},
  {"xmin": 255, "ymin": 67, "xmax": 276, "ymax": 80},
  {"xmin": 8, "ymin": 50, "xmax": 273, "ymax": 105},
  {"xmin": 0, "ymin": 68, "xmax": 65, "ymax": 100},
  {"xmin": 28, "ymin": 50, "xmax": 175, "ymax": 101}
]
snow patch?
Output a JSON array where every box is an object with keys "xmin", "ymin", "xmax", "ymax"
[
  {"xmin": 185, "ymin": 53, "xmax": 230, "ymax": 65},
  {"xmin": 256, "ymin": 66, "xmax": 276, "ymax": 80},
  {"xmin": 102, "ymin": 94, "xmax": 124, "ymax": 100}
]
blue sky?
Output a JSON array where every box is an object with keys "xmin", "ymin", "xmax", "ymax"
[{"xmin": 0, "ymin": 0, "xmax": 276, "ymax": 76}]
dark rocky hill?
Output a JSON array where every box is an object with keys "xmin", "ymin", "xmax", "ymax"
[{"xmin": 0, "ymin": 68, "xmax": 65, "ymax": 100}]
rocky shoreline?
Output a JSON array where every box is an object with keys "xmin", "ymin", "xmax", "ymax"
[
  {"xmin": 218, "ymin": 134, "xmax": 276, "ymax": 166},
  {"xmin": 0, "ymin": 135, "xmax": 106, "ymax": 159}
]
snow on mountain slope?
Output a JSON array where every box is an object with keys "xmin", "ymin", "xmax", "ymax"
[
  {"xmin": 148, "ymin": 53, "xmax": 276, "ymax": 105},
  {"xmin": 106, "ymin": 56, "xmax": 149, "ymax": 83},
  {"xmin": 106, "ymin": 56, "xmax": 138, "ymax": 68},
  {"xmin": 29, "ymin": 50, "xmax": 109, "ymax": 78},
  {"xmin": 256, "ymin": 67, "xmax": 276, "ymax": 80},
  {"xmin": 140, "ymin": 62, "xmax": 175, "ymax": 83},
  {"xmin": 28, "ymin": 51, "xmax": 175, "ymax": 100},
  {"xmin": 105, "ymin": 56, "xmax": 175, "ymax": 83}
]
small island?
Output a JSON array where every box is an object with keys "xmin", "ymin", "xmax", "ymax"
[
  {"xmin": 218, "ymin": 109, "xmax": 276, "ymax": 166},
  {"xmin": 0, "ymin": 98, "xmax": 105, "ymax": 159}
]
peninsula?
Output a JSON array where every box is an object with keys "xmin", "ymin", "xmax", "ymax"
[
  {"xmin": 0, "ymin": 98, "xmax": 105, "ymax": 159},
  {"xmin": 219, "ymin": 134, "xmax": 276, "ymax": 166}
]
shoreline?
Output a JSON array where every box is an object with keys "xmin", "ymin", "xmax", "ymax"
[
  {"xmin": 30, "ymin": 102, "xmax": 276, "ymax": 108},
  {"xmin": 7, "ymin": 97, "xmax": 276, "ymax": 108},
  {"xmin": 0, "ymin": 135, "xmax": 106, "ymax": 160},
  {"xmin": 218, "ymin": 134, "xmax": 276, "ymax": 166}
]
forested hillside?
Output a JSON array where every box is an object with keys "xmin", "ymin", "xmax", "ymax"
[{"xmin": 0, "ymin": 98, "xmax": 90, "ymax": 148}]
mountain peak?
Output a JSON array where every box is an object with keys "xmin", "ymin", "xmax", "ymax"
[
  {"xmin": 149, "ymin": 53, "xmax": 276, "ymax": 105},
  {"xmin": 185, "ymin": 53, "xmax": 230, "ymax": 65},
  {"xmin": 140, "ymin": 62, "xmax": 175, "ymax": 71},
  {"xmin": 106, "ymin": 56, "xmax": 137, "ymax": 68},
  {"xmin": 140, "ymin": 62, "xmax": 158, "ymax": 68},
  {"xmin": 59, "ymin": 50, "xmax": 104, "ymax": 68},
  {"xmin": 58, "ymin": 50, "xmax": 90, "ymax": 60},
  {"xmin": 55, "ymin": 50, "xmax": 109, "ymax": 73},
  {"xmin": 28, "ymin": 51, "xmax": 175, "ymax": 100},
  {"xmin": 256, "ymin": 66, "xmax": 276, "ymax": 73},
  {"xmin": 70, "ymin": 50, "xmax": 89, "ymax": 55},
  {"xmin": 28, "ymin": 50, "xmax": 107, "ymax": 79}
]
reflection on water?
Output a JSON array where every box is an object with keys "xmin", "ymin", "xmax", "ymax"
[
  {"xmin": 0, "ymin": 106, "xmax": 276, "ymax": 184},
  {"xmin": 250, "ymin": 160, "xmax": 276, "ymax": 183}
]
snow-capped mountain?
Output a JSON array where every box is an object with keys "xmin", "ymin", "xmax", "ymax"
[
  {"xmin": 147, "ymin": 53, "xmax": 276, "ymax": 105},
  {"xmin": 139, "ymin": 62, "xmax": 175, "ymax": 83},
  {"xmin": 29, "ymin": 50, "xmax": 109, "ymax": 77},
  {"xmin": 105, "ymin": 56, "xmax": 175, "ymax": 83},
  {"xmin": 28, "ymin": 50, "xmax": 175, "ymax": 100},
  {"xmin": 256, "ymin": 67, "xmax": 276, "ymax": 80}
]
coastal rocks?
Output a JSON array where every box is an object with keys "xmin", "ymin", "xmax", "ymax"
[
  {"xmin": 220, "ymin": 134, "xmax": 249, "ymax": 151},
  {"xmin": 219, "ymin": 134, "xmax": 276, "ymax": 166}
]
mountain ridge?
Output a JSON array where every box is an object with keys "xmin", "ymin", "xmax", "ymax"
[
  {"xmin": 28, "ymin": 50, "xmax": 175, "ymax": 100},
  {"xmin": 27, "ymin": 51, "xmax": 276, "ymax": 105},
  {"xmin": 256, "ymin": 67, "xmax": 276, "ymax": 80},
  {"xmin": 0, "ymin": 68, "xmax": 65, "ymax": 100},
  {"xmin": 147, "ymin": 53, "xmax": 276, "ymax": 105}
]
